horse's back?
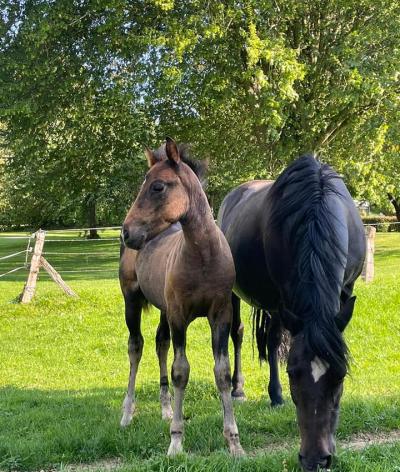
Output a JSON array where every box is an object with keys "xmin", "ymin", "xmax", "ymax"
[
  {"xmin": 218, "ymin": 180, "xmax": 273, "ymax": 234},
  {"xmin": 218, "ymin": 160, "xmax": 365, "ymax": 311}
]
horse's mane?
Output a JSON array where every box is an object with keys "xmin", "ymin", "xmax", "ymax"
[
  {"xmin": 268, "ymin": 155, "xmax": 349, "ymax": 373},
  {"xmin": 153, "ymin": 143, "xmax": 208, "ymax": 188}
]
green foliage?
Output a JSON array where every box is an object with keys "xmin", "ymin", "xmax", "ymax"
[
  {"xmin": 0, "ymin": 0, "xmax": 399, "ymax": 224},
  {"xmin": 0, "ymin": 0, "xmax": 154, "ymax": 227},
  {"xmin": 362, "ymin": 216, "xmax": 398, "ymax": 233},
  {"xmin": 326, "ymin": 100, "xmax": 400, "ymax": 213}
]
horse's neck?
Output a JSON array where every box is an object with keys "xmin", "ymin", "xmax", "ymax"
[{"xmin": 180, "ymin": 186, "xmax": 220, "ymax": 262}]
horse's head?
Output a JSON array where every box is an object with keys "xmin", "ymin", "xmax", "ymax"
[
  {"xmin": 282, "ymin": 297, "xmax": 356, "ymax": 471},
  {"xmin": 122, "ymin": 137, "xmax": 205, "ymax": 250}
]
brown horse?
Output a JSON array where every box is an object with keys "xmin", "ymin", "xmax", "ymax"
[{"xmin": 119, "ymin": 138, "xmax": 244, "ymax": 456}]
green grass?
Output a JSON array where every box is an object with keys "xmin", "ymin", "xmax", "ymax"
[
  {"xmin": 0, "ymin": 229, "xmax": 121, "ymax": 282},
  {"xmin": 0, "ymin": 232, "xmax": 399, "ymax": 471}
]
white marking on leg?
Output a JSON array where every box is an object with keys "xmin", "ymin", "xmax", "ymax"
[
  {"xmin": 311, "ymin": 356, "xmax": 329, "ymax": 383},
  {"xmin": 167, "ymin": 432, "xmax": 183, "ymax": 456},
  {"xmin": 215, "ymin": 355, "xmax": 244, "ymax": 457},
  {"xmin": 160, "ymin": 387, "xmax": 173, "ymax": 420},
  {"xmin": 168, "ymin": 387, "xmax": 185, "ymax": 456},
  {"xmin": 120, "ymin": 394, "xmax": 135, "ymax": 427}
]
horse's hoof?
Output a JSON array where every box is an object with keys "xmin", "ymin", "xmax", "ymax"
[
  {"xmin": 230, "ymin": 443, "xmax": 245, "ymax": 457},
  {"xmin": 231, "ymin": 390, "xmax": 246, "ymax": 402},
  {"xmin": 225, "ymin": 430, "xmax": 245, "ymax": 457},
  {"xmin": 120, "ymin": 396, "xmax": 135, "ymax": 427},
  {"xmin": 120, "ymin": 411, "xmax": 133, "ymax": 427},
  {"xmin": 167, "ymin": 436, "xmax": 183, "ymax": 456},
  {"xmin": 270, "ymin": 398, "xmax": 284, "ymax": 408},
  {"xmin": 162, "ymin": 405, "xmax": 173, "ymax": 421}
]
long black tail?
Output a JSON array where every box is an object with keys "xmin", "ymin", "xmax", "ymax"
[{"xmin": 252, "ymin": 308, "xmax": 291, "ymax": 363}]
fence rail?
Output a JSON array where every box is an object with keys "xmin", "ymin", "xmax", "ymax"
[
  {"xmin": 0, "ymin": 266, "xmax": 27, "ymax": 279},
  {"xmin": 44, "ymin": 238, "xmax": 120, "ymax": 242},
  {"xmin": 0, "ymin": 225, "xmax": 399, "ymax": 300},
  {"xmin": 0, "ymin": 249, "xmax": 30, "ymax": 261},
  {"xmin": 0, "ymin": 227, "xmax": 122, "ymax": 299},
  {"xmin": 40, "ymin": 226, "xmax": 122, "ymax": 232},
  {"xmin": 42, "ymin": 251, "xmax": 118, "ymax": 256}
]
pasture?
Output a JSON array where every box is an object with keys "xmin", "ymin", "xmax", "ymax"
[{"xmin": 0, "ymin": 230, "xmax": 399, "ymax": 471}]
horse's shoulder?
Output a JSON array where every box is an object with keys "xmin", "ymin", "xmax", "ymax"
[
  {"xmin": 233, "ymin": 180, "xmax": 274, "ymax": 200},
  {"xmin": 220, "ymin": 180, "xmax": 273, "ymax": 215},
  {"xmin": 119, "ymin": 246, "xmax": 139, "ymax": 293},
  {"xmin": 234, "ymin": 179, "xmax": 273, "ymax": 191}
]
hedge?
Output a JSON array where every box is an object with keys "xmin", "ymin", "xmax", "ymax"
[{"xmin": 362, "ymin": 215, "xmax": 400, "ymax": 232}]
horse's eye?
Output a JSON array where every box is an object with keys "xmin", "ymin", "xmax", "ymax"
[{"xmin": 151, "ymin": 181, "xmax": 165, "ymax": 192}]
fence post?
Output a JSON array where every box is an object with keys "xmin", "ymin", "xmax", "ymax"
[
  {"xmin": 20, "ymin": 229, "xmax": 46, "ymax": 303},
  {"xmin": 361, "ymin": 225, "xmax": 376, "ymax": 283},
  {"xmin": 40, "ymin": 256, "xmax": 77, "ymax": 298}
]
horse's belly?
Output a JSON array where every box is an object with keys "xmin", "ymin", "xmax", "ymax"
[
  {"xmin": 139, "ymin": 282, "xmax": 167, "ymax": 312},
  {"xmin": 230, "ymin": 236, "xmax": 280, "ymax": 311}
]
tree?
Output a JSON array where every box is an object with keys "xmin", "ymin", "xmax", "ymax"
[
  {"xmin": 131, "ymin": 0, "xmax": 400, "ymax": 205},
  {"xmin": 323, "ymin": 94, "xmax": 400, "ymax": 216},
  {"xmin": 0, "ymin": 0, "xmax": 154, "ymax": 232},
  {"xmin": 1, "ymin": 0, "xmax": 399, "ymax": 225}
]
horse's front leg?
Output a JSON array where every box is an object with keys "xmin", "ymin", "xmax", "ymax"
[
  {"xmin": 120, "ymin": 291, "xmax": 144, "ymax": 427},
  {"xmin": 231, "ymin": 293, "xmax": 245, "ymax": 400},
  {"xmin": 209, "ymin": 304, "xmax": 244, "ymax": 457},
  {"xmin": 167, "ymin": 320, "xmax": 190, "ymax": 456},
  {"xmin": 156, "ymin": 310, "xmax": 173, "ymax": 420},
  {"xmin": 267, "ymin": 312, "xmax": 284, "ymax": 407}
]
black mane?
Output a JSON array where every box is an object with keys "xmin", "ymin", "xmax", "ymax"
[
  {"xmin": 268, "ymin": 155, "xmax": 349, "ymax": 373},
  {"xmin": 153, "ymin": 143, "xmax": 208, "ymax": 188}
]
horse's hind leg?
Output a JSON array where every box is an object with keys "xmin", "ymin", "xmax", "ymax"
[
  {"xmin": 341, "ymin": 281, "xmax": 355, "ymax": 303},
  {"xmin": 156, "ymin": 310, "xmax": 173, "ymax": 420},
  {"xmin": 209, "ymin": 306, "xmax": 244, "ymax": 456},
  {"xmin": 231, "ymin": 293, "xmax": 246, "ymax": 400},
  {"xmin": 167, "ymin": 320, "xmax": 190, "ymax": 456},
  {"xmin": 120, "ymin": 291, "xmax": 144, "ymax": 427},
  {"xmin": 267, "ymin": 312, "xmax": 284, "ymax": 407}
]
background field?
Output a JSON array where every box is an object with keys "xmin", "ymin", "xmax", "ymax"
[{"xmin": 0, "ymin": 231, "xmax": 399, "ymax": 471}]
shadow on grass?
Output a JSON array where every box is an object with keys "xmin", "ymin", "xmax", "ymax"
[{"xmin": 0, "ymin": 382, "xmax": 399, "ymax": 471}]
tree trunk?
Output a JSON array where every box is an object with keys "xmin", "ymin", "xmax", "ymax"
[
  {"xmin": 387, "ymin": 193, "xmax": 400, "ymax": 222},
  {"xmin": 86, "ymin": 196, "xmax": 99, "ymax": 239}
]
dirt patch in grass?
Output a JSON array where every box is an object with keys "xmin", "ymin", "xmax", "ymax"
[
  {"xmin": 54, "ymin": 429, "xmax": 400, "ymax": 472},
  {"xmin": 343, "ymin": 429, "xmax": 400, "ymax": 450},
  {"xmin": 59, "ymin": 458, "xmax": 122, "ymax": 472}
]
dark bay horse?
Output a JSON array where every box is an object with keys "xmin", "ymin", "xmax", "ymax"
[
  {"xmin": 120, "ymin": 138, "xmax": 243, "ymax": 456},
  {"xmin": 218, "ymin": 155, "xmax": 365, "ymax": 471}
]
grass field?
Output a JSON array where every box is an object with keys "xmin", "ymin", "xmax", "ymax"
[{"xmin": 0, "ymin": 230, "xmax": 399, "ymax": 471}]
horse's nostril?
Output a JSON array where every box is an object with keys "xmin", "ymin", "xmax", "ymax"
[
  {"xmin": 122, "ymin": 228, "xmax": 130, "ymax": 242},
  {"xmin": 322, "ymin": 454, "xmax": 332, "ymax": 468},
  {"xmin": 299, "ymin": 453, "xmax": 332, "ymax": 471}
]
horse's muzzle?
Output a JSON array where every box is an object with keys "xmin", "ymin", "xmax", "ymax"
[
  {"xmin": 299, "ymin": 453, "xmax": 332, "ymax": 471},
  {"xmin": 122, "ymin": 225, "xmax": 146, "ymax": 250}
]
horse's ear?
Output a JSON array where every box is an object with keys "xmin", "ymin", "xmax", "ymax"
[
  {"xmin": 335, "ymin": 296, "xmax": 356, "ymax": 332},
  {"xmin": 145, "ymin": 147, "xmax": 157, "ymax": 168},
  {"xmin": 280, "ymin": 307, "xmax": 303, "ymax": 335},
  {"xmin": 165, "ymin": 136, "xmax": 180, "ymax": 165}
]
